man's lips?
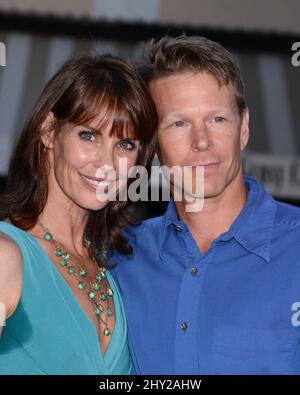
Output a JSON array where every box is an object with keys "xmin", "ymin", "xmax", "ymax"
[{"xmin": 191, "ymin": 162, "xmax": 220, "ymax": 170}]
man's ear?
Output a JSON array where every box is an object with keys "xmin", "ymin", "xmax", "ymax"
[
  {"xmin": 240, "ymin": 108, "xmax": 249, "ymax": 151},
  {"xmin": 40, "ymin": 111, "xmax": 56, "ymax": 149}
]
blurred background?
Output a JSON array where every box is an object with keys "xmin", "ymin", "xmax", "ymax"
[{"xmin": 0, "ymin": 0, "xmax": 300, "ymax": 218}]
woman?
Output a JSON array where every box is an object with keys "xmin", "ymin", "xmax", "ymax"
[{"xmin": 0, "ymin": 54, "xmax": 157, "ymax": 374}]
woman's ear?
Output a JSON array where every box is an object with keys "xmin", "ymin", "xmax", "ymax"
[{"xmin": 41, "ymin": 111, "xmax": 56, "ymax": 149}]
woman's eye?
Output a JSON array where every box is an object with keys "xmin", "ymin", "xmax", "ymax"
[
  {"xmin": 213, "ymin": 116, "xmax": 225, "ymax": 123},
  {"xmin": 172, "ymin": 120, "xmax": 186, "ymax": 127},
  {"xmin": 118, "ymin": 140, "xmax": 137, "ymax": 151},
  {"xmin": 79, "ymin": 131, "xmax": 96, "ymax": 141}
]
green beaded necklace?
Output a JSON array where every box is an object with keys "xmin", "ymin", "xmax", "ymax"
[{"xmin": 38, "ymin": 221, "xmax": 114, "ymax": 337}]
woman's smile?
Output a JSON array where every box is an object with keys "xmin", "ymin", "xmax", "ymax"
[{"xmin": 79, "ymin": 173, "xmax": 113, "ymax": 192}]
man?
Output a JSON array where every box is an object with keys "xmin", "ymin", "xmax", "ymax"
[{"xmin": 109, "ymin": 36, "xmax": 300, "ymax": 374}]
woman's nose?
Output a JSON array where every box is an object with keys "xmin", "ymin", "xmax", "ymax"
[{"xmin": 92, "ymin": 143, "xmax": 116, "ymax": 171}]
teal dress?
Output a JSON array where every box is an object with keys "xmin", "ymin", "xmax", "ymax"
[{"xmin": 0, "ymin": 221, "xmax": 132, "ymax": 375}]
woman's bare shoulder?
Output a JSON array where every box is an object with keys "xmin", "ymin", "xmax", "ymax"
[
  {"xmin": 0, "ymin": 231, "xmax": 23, "ymax": 320},
  {"xmin": 0, "ymin": 219, "xmax": 22, "ymax": 256},
  {"xmin": 0, "ymin": 230, "xmax": 22, "ymax": 259}
]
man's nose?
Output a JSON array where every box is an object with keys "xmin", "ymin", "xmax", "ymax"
[{"xmin": 191, "ymin": 122, "xmax": 213, "ymax": 152}]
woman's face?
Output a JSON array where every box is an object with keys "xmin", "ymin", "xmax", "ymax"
[{"xmin": 44, "ymin": 114, "xmax": 141, "ymax": 211}]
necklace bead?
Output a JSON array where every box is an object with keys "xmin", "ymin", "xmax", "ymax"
[
  {"xmin": 98, "ymin": 305, "xmax": 104, "ymax": 313},
  {"xmin": 104, "ymin": 328, "xmax": 111, "ymax": 336},
  {"xmin": 44, "ymin": 233, "xmax": 53, "ymax": 241},
  {"xmin": 95, "ymin": 308, "xmax": 101, "ymax": 316},
  {"xmin": 59, "ymin": 260, "xmax": 68, "ymax": 267},
  {"xmin": 78, "ymin": 281, "xmax": 86, "ymax": 290},
  {"xmin": 89, "ymin": 292, "xmax": 96, "ymax": 300},
  {"xmin": 68, "ymin": 267, "xmax": 75, "ymax": 275},
  {"xmin": 55, "ymin": 248, "xmax": 63, "ymax": 256},
  {"xmin": 100, "ymin": 294, "xmax": 108, "ymax": 301},
  {"xmin": 63, "ymin": 253, "xmax": 71, "ymax": 260}
]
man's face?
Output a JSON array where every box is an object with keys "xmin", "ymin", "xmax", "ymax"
[{"xmin": 150, "ymin": 71, "xmax": 249, "ymax": 199}]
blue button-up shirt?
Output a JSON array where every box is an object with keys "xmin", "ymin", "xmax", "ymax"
[{"xmin": 109, "ymin": 176, "xmax": 300, "ymax": 374}]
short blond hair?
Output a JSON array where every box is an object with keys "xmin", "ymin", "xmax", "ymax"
[{"xmin": 140, "ymin": 35, "xmax": 247, "ymax": 115}]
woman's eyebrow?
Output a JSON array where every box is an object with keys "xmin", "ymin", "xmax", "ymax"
[{"xmin": 80, "ymin": 125, "xmax": 101, "ymax": 133}]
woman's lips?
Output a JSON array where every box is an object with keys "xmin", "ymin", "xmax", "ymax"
[{"xmin": 79, "ymin": 174, "xmax": 112, "ymax": 192}]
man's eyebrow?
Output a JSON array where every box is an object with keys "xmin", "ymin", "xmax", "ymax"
[
  {"xmin": 160, "ymin": 110, "xmax": 194, "ymax": 122},
  {"xmin": 160, "ymin": 106, "xmax": 231, "ymax": 122}
]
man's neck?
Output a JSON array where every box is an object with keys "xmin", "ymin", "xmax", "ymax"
[{"xmin": 174, "ymin": 174, "xmax": 248, "ymax": 254}]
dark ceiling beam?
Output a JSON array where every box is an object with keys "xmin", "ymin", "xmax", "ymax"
[{"xmin": 0, "ymin": 10, "xmax": 299, "ymax": 53}]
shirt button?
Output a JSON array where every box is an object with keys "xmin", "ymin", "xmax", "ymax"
[
  {"xmin": 191, "ymin": 267, "xmax": 198, "ymax": 276},
  {"xmin": 181, "ymin": 322, "xmax": 188, "ymax": 331},
  {"xmin": 175, "ymin": 226, "xmax": 182, "ymax": 232}
]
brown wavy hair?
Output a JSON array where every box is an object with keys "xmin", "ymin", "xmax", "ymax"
[{"xmin": 0, "ymin": 54, "xmax": 158, "ymax": 266}]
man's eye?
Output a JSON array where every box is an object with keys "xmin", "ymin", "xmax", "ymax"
[
  {"xmin": 79, "ymin": 131, "xmax": 96, "ymax": 141},
  {"xmin": 213, "ymin": 116, "xmax": 225, "ymax": 123},
  {"xmin": 118, "ymin": 140, "xmax": 137, "ymax": 151}
]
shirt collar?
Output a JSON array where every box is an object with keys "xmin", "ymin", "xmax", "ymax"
[{"xmin": 159, "ymin": 176, "xmax": 276, "ymax": 263}]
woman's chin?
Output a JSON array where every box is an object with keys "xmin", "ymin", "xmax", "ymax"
[{"xmin": 73, "ymin": 195, "xmax": 110, "ymax": 212}]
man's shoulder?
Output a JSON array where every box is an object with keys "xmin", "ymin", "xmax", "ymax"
[
  {"xmin": 111, "ymin": 213, "xmax": 166, "ymax": 259},
  {"xmin": 123, "ymin": 213, "xmax": 166, "ymax": 238},
  {"xmin": 273, "ymin": 199, "xmax": 300, "ymax": 229},
  {"xmin": 109, "ymin": 213, "xmax": 166, "ymax": 271}
]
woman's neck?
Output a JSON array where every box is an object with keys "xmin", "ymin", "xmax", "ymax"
[{"xmin": 31, "ymin": 190, "xmax": 89, "ymax": 259}]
